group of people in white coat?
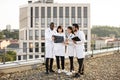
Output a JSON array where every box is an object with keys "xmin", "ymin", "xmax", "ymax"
[{"xmin": 45, "ymin": 22, "xmax": 86, "ymax": 78}]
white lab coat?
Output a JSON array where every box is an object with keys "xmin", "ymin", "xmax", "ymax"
[
  {"xmin": 45, "ymin": 28, "xmax": 56, "ymax": 58},
  {"xmin": 74, "ymin": 30, "xmax": 86, "ymax": 59},
  {"xmin": 66, "ymin": 33, "xmax": 75, "ymax": 57},
  {"xmin": 53, "ymin": 33, "xmax": 65, "ymax": 56}
]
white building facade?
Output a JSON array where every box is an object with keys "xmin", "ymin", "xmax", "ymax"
[{"xmin": 18, "ymin": 0, "xmax": 91, "ymax": 60}]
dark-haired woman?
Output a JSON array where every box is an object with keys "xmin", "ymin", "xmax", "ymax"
[
  {"xmin": 53, "ymin": 26, "xmax": 67, "ymax": 74},
  {"xmin": 65, "ymin": 26, "xmax": 75, "ymax": 76}
]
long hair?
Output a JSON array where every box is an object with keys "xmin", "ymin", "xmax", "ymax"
[{"xmin": 67, "ymin": 26, "xmax": 74, "ymax": 34}]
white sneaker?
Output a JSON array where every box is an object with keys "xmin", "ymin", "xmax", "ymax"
[
  {"xmin": 58, "ymin": 69, "xmax": 61, "ymax": 73},
  {"xmin": 61, "ymin": 69, "xmax": 67, "ymax": 73},
  {"xmin": 72, "ymin": 70, "xmax": 75, "ymax": 73},
  {"xmin": 66, "ymin": 72, "xmax": 72, "ymax": 76}
]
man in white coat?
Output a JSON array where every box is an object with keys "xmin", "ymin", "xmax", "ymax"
[
  {"xmin": 45, "ymin": 22, "xmax": 56, "ymax": 74},
  {"xmin": 72, "ymin": 24, "xmax": 86, "ymax": 78}
]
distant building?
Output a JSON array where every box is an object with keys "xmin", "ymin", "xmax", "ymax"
[
  {"xmin": 6, "ymin": 25, "xmax": 11, "ymax": 31},
  {"xmin": 18, "ymin": 0, "xmax": 91, "ymax": 60}
]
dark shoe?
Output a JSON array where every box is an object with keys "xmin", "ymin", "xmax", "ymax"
[
  {"xmin": 45, "ymin": 71, "xmax": 49, "ymax": 74},
  {"xmin": 50, "ymin": 70, "xmax": 55, "ymax": 73},
  {"xmin": 73, "ymin": 73, "xmax": 80, "ymax": 78},
  {"xmin": 80, "ymin": 72, "xmax": 84, "ymax": 75}
]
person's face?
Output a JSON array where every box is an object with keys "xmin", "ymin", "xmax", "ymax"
[
  {"xmin": 50, "ymin": 24, "xmax": 54, "ymax": 30},
  {"xmin": 72, "ymin": 26, "xmax": 76, "ymax": 31},
  {"xmin": 58, "ymin": 28, "xmax": 63, "ymax": 33},
  {"xmin": 67, "ymin": 28, "xmax": 72, "ymax": 34}
]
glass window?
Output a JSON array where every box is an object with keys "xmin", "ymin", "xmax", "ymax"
[
  {"xmin": 29, "ymin": 42, "xmax": 33, "ymax": 52},
  {"xmin": 41, "ymin": 18, "xmax": 45, "ymax": 28},
  {"xmin": 29, "ymin": 55, "xmax": 33, "ymax": 59},
  {"xmin": 47, "ymin": 7, "xmax": 51, "ymax": 18},
  {"xmin": 41, "ymin": 7, "xmax": 45, "ymax": 18},
  {"xmin": 18, "ymin": 56, "xmax": 21, "ymax": 60},
  {"xmin": 35, "ymin": 7, "xmax": 39, "ymax": 18},
  {"xmin": 35, "ymin": 30, "xmax": 39, "ymax": 40},
  {"xmin": 77, "ymin": 7, "xmax": 81, "ymax": 18},
  {"xmin": 53, "ymin": 7, "xmax": 57, "ymax": 18},
  {"xmin": 41, "ymin": 43, "xmax": 45, "ymax": 53},
  {"xmin": 59, "ymin": 7, "xmax": 63, "ymax": 18},
  {"xmin": 84, "ymin": 7, "xmax": 88, "ymax": 18},
  {"xmin": 23, "ymin": 42, "xmax": 27, "ymax": 53},
  {"xmin": 35, "ymin": 42, "xmax": 39, "ymax": 52},
  {"xmin": 23, "ymin": 55, "xmax": 27, "ymax": 60},
  {"xmin": 71, "ymin": 7, "xmax": 75, "ymax": 18},
  {"xmin": 84, "ymin": 18, "xmax": 88, "ymax": 27},
  {"xmin": 35, "ymin": 55, "xmax": 39, "ymax": 59},
  {"xmin": 53, "ymin": 18, "xmax": 57, "ymax": 27},
  {"xmin": 41, "ymin": 30, "xmax": 45, "ymax": 40},
  {"xmin": 30, "ymin": 7, "xmax": 33, "ymax": 28},
  {"xmin": 47, "ymin": 18, "xmax": 51, "ymax": 27},
  {"xmin": 83, "ymin": 30, "xmax": 88, "ymax": 40},
  {"xmin": 29, "ymin": 30, "xmax": 33, "ymax": 40},
  {"xmin": 65, "ymin": 7, "xmax": 69, "ymax": 18},
  {"xmin": 65, "ymin": 18, "xmax": 69, "ymax": 27}
]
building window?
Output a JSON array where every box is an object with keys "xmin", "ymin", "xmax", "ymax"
[
  {"xmin": 35, "ymin": 42, "xmax": 39, "ymax": 52},
  {"xmin": 83, "ymin": 30, "xmax": 88, "ymax": 40},
  {"xmin": 29, "ymin": 30, "xmax": 33, "ymax": 40},
  {"xmin": 59, "ymin": 7, "xmax": 63, "ymax": 26},
  {"xmin": 23, "ymin": 55, "xmax": 27, "ymax": 60},
  {"xmin": 35, "ymin": 30, "xmax": 39, "ymax": 40},
  {"xmin": 23, "ymin": 42, "xmax": 27, "ymax": 53},
  {"xmin": 65, "ymin": 7, "xmax": 69, "ymax": 27},
  {"xmin": 26, "ymin": 30, "xmax": 27, "ymax": 40},
  {"xmin": 71, "ymin": 7, "xmax": 75, "ymax": 24},
  {"xmin": 47, "ymin": 7, "xmax": 51, "ymax": 27},
  {"xmin": 29, "ymin": 42, "xmax": 33, "ymax": 52},
  {"xmin": 41, "ymin": 43, "xmax": 45, "ymax": 53},
  {"xmin": 41, "ymin": 30, "xmax": 45, "ymax": 40},
  {"xmin": 84, "ymin": 7, "xmax": 88, "ymax": 28},
  {"xmin": 53, "ymin": 7, "xmax": 57, "ymax": 18},
  {"xmin": 35, "ymin": 55, "xmax": 39, "ymax": 59},
  {"xmin": 35, "ymin": 7, "xmax": 39, "ymax": 28},
  {"xmin": 41, "ymin": 7, "xmax": 45, "ymax": 28},
  {"xmin": 29, "ymin": 55, "xmax": 33, "ymax": 59},
  {"xmin": 30, "ymin": 7, "xmax": 33, "ymax": 28},
  {"xmin": 18, "ymin": 56, "xmax": 21, "ymax": 60},
  {"xmin": 77, "ymin": 7, "xmax": 82, "ymax": 27},
  {"xmin": 53, "ymin": 7, "xmax": 57, "ymax": 26}
]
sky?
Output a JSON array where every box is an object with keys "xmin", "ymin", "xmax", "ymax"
[{"xmin": 0, "ymin": 0, "xmax": 120, "ymax": 29}]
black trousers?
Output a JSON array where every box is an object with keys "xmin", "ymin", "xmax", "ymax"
[
  {"xmin": 45, "ymin": 58, "xmax": 54, "ymax": 72},
  {"xmin": 56, "ymin": 56, "xmax": 65, "ymax": 70},
  {"xmin": 77, "ymin": 58, "xmax": 84, "ymax": 73},
  {"xmin": 69, "ymin": 56, "xmax": 74, "ymax": 72}
]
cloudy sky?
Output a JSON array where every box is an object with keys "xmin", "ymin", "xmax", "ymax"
[{"xmin": 0, "ymin": 0, "xmax": 120, "ymax": 29}]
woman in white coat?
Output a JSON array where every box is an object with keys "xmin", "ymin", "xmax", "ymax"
[
  {"xmin": 53, "ymin": 26, "xmax": 66, "ymax": 73},
  {"xmin": 65, "ymin": 26, "xmax": 75, "ymax": 75},
  {"xmin": 72, "ymin": 24, "xmax": 86, "ymax": 78}
]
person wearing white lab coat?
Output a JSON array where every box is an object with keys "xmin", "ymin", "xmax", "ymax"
[
  {"xmin": 53, "ymin": 26, "xmax": 66, "ymax": 73},
  {"xmin": 45, "ymin": 22, "xmax": 56, "ymax": 74},
  {"xmin": 72, "ymin": 24, "xmax": 86, "ymax": 78},
  {"xmin": 65, "ymin": 26, "xmax": 75, "ymax": 76}
]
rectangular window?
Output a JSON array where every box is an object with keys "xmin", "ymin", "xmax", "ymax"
[
  {"xmin": 41, "ymin": 30, "xmax": 45, "ymax": 40},
  {"xmin": 26, "ymin": 30, "xmax": 27, "ymax": 40},
  {"xmin": 29, "ymin": 42, "xmax": 33, "ymax": 52},
  {"xmin": 65, "ymin": 7, "xmax": 69, "ymax": 18},
  {"xmin": 35, "ymin": 55, "xmax": 39, "ymax": 59},
  {"xmin": 59, "ymin": 7, "xmax": 63, "ymax": 18},
  {"xmin": 77, "ymin": 7, "xmax": 81, "ymax": 18},
  {"xmin": 84, "ymin": 7, "xmax": 88, "ymax": 18},
  {"xmin": 41, "ymin": 7, "xmax": 45, "ymax": 28},
  {"xmin": 35, "ymin": 30, "xmax": 39, "ymax": 40},
  {"xmin": 35, "ymin": 42, "xmax": 39, "ymax": 52},
  {"xmin": 18, "ymin": 56, "xmax": 21, "ymax": 60},
  {"xmin": 29, "ymin": 30, "xmax": 33, "ymax": 40},
  {"xmin": 83, "ymin": 30, "xmax": 88, "ymax": 40},
  {"xmin": 35, "ymin": 7, "xmax": 39, "ymax": 18},
  {"xmin": 47, "ymin": 7, "xmax": 51, "ymax": 18},
  {"xmin": 29, "ymin": 55, "xmax": 33, "ymax": 59},
  {"xmin": 53, "ymin": 7, "xmax": 57, "ymax": 18},
  {"xmin": 30, "ymin": 7, "xmax": 33, "ymax": 28},
  {"xmin": 41, "ymin": 43, "xmax": 45, "ymax": 53},
  {"xmin": 23, "ymin": 42, "xmax": 27, "ymax": 53},
  {"xmin": 23, "ymin": 55, "xmax": 27, "ymax": 60},
  {"xmin": 71, "ymin": 7, "xmax": 75, "ymax": 18}
]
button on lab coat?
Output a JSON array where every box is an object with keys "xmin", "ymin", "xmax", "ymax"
[
  {"xmin": 74, "ymin": 31, "xmax": 86, "ymax": 59},
  {"xmin": 53, "ymin": 33, "xmax": 65, "ymax": 57},
  {"xmin": 45, "ymin": 28, "xmax": 56, "ymax": 58}
]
